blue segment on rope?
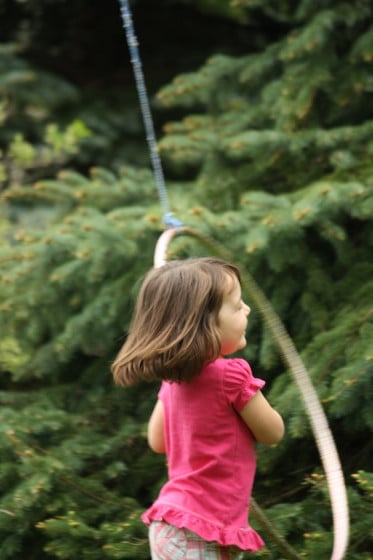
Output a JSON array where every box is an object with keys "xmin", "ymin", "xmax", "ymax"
[
  {"xmin": 163, "ymin": 212, "xmax": 184, "ymax": 228},
  {"xmin": 118, "ymin": 0, "xmax": 183, "ymax": 229}
]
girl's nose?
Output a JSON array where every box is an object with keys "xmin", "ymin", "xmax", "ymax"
[{"xmin": 245, "ymin": 303, "xmax": 251, "ymax": 315}]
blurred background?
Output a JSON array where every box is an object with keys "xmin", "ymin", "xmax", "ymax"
[{"xmin": 0, "ymin": 1, "xmax": 372, "ymax": 559}]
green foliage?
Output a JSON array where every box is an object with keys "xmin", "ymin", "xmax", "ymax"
[
  {"xmin": 0, "ymin": 1, "xmax": 372, "ymax": 559},
  {"xmin": 0, "ymin": 166, "xmax": 165, "ymax": 380},
  {"xmin": 0, "ymin": 43, "xmax": 147, "ymax": 188},
  {"xmin": 0, "ymin": 43, "xmax": 91, "ymax": 188},
  {"xmin": 178, "ymin": 0, "xmax": 247, "ymax": 21},
  {"xmin": 157, "ymin": 2, "xmax": 373, "ymax": 199},
  {"xmin": 0, "ymin": 380, "xmax": 158, "ymax": 559}
]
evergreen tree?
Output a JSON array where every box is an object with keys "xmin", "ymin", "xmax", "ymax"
[{"xmin": 0, "ymin": 0, "xmax": 372, "ymax": 559}]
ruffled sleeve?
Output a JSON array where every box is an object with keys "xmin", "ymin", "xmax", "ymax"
[{"xmin": 223, "ymin": 358, "xmax": 265, "ymax": 412}]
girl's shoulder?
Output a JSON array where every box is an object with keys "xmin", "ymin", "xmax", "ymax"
[{"xmin": 206, "ymin": 357, "xmax": 253, "ymax": 377}]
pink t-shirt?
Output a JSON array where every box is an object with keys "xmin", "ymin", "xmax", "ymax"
[{"xmin": 142, "ymin": 357, "xmax": 266, "ymax": 551}]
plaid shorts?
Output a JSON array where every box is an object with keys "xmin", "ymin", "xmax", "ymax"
[{"xmin": 149, "ymin": 520, "xmax": 244, "ymax": 560}]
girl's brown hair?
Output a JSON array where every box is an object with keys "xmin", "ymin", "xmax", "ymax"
[{"xmin": 111, "ymin": 257, "xmax": 241, "ymax": 386}]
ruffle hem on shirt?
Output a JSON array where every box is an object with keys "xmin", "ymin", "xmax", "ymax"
[{"xmin": 141, "ymin": 503, "xmax": 264, "ymax": 552}]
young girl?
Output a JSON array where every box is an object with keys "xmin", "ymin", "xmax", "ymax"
[{"xmin": 112, "ymin": 257, "xmax": 285, "ymax": 559}]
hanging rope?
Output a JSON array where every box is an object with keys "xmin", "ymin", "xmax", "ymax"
[
  {"xmin": 118, "ymin": 0, "xmax": 182, "ymax": 229},
  {"xmin": 117, "ymin": 2, "xmax": 349, "ymax": 558}
]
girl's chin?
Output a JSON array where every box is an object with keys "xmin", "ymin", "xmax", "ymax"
[{"xmin": 221, "ymin": 341, "xmax": 247, "ymax": 356}]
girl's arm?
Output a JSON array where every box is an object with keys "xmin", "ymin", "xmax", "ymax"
[
  {"xmin": 147, "ymin": 399, "xmax": 166, "ymax": 453},
  {"xmin": 240, "ymin": 391, "xmax": 285, "ymax": 445}
]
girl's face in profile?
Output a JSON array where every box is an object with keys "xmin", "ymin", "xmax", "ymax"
[{"xmin": 218, "ymin": 274, "xmax": 251, "ymax": 356}]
